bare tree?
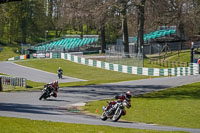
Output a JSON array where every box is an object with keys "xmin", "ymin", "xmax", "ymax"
[{"xmin": 135, "ymin": 0, "xmax": 146, "ymax": 55}]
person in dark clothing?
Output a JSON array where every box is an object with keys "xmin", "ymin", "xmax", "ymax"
[{"xmin": 57, "ymin": 67, "xmax": 63, "ymax": 79}]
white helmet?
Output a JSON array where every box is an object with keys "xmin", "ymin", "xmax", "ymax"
[{"xmin": 53, "ymin": 80, "xmax": 58, "ymax": 86}]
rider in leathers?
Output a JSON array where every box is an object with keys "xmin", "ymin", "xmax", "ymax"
[
  {"xmin": 105, "ymin": 91, "xmax": 132, "ymax": 114},
  {"xmin": 47, "ymin": 80, "xmax": 59, "ymax": 98},
  {"xmin": 115, "ymin": 91, "xmax": 132, "ymax": 107}
]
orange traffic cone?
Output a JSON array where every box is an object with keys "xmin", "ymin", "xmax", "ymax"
[
  {"xmin": 150, "ymin": 76, "xmax": 152, "ymax": 79},
  {"xmin": 96, "ymin": 109, "xmax": 98, "ymax": 113}
]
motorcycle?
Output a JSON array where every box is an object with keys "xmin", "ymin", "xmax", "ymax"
[
  {"xmin": 58, "ymin": 71, "xmax": 63, "ymax": 79},
  {"xmin": 101, "ymin": 99, "xmax": 131, "ymax": 122},
  {"xmin": 39, "ymin": 85, "xmax": 54, "ymax": 100}
]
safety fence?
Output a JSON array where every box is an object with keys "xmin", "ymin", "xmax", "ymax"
[
  {"xmin": 0, "ymin": 76, "xmax": 26, "ymax": 88},
  {"xmin": 60, "ymin": 53, "xmax": 199, "ymax": 76},
  {"xmin": 8, "ymin": 53, "xmax": 199, "ymax": 76},
  {"xmin": 149, "ymin": 59, "xmax": 189, "ymax": 68}
]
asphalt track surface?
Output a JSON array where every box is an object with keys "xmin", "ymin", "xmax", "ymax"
[
  {"xmin": 0, "ymin": 62, "xmax": 200, "ymax": 133},
  {"xmin": 0, "ymin": 62, "xmax": 86, "ymax": 83}
]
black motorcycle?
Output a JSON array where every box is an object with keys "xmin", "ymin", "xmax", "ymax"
[
  {"xmin": 39, "ymin": 85, "xmax": 54, "ymax": 100},
  {"xmin": 58, "ymin": 71, "xmax": 63, "ymax": 79}
]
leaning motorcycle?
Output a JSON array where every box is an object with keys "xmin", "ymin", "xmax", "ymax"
[
  {"xmin": 39, "ymin": 85, "xmax": 54, "ymax": 100},
  {"xmin": 101, "ymin": 99, "xmax": 131, "ymax": 122}
]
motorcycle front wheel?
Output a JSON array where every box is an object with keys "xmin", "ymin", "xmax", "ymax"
[
  {"xmin": 39, "ymin": 92, "xmax": 47, "ymax": 100},
  {"xmin": 112, "ymin": 108, "xmax": 122, "ymax": 122},
  {"xmin": 101, "ymin": 112, "xmax": 108, "ymax": 121}
]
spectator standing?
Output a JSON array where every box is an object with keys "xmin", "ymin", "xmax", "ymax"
[{"xmin": 197, "ymin": 56, "xmax": 200, "ymax": 74}]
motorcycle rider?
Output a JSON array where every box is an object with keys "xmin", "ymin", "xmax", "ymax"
[
  {"xmin": 115, "ymin": 91, "xmax": 132, "ymax": 106},
  {"xmin": 105, "ymin": 91, "xmax": 132, "ymax": 112},
  {"xmin": 57, "ymin": 67, "xmax": 63, "ymax": 79},
  {"xmin": 47, "ymin": 80, "xmax": 59, "ymax": 98}
]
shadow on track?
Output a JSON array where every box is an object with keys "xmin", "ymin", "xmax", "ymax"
[
  {"xmin": 60, "ymin": 85, "xmax": 171, "ymax": 97},
  {"xmin": 0, "ymin": 103, "xmax": 60, "ymax": 115},
  {"xmin": 45, "ymin": 99, "xmax": 71, "ymax": 102}
]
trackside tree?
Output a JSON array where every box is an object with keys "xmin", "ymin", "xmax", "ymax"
[{"xmin": 0, "ymin": 0, "xmax": 200, "ymax": 58}]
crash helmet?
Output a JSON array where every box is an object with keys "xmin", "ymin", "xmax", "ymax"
[
  {"xmin": 59, "ymin": 67, "xmax": 61, "ymax": 69},
  {"xmin": 53, "ymin": 80, "xmax": 58, "ymax": 86},
  {"xmin": 126, "ymin": 91, "xmax": 132, "ymax": 99}
]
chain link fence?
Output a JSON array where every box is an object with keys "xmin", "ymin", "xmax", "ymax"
[{"xmin": 105, "ymin": 45, "xmax": 144, "ymax": 67}]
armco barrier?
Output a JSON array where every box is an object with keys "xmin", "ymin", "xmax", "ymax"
[
  {"xmin": 0, "ymin": 76, "xmax": 26, "ymax": 88},
  {"xmin": 61, "ymin": 53, "xmax": 199, "ymax": 76}
]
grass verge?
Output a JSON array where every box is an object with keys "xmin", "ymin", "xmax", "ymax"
[
  {"xmin": 144, "ymin": 50, "xmax": 190, "ymax": 68},
  {"xmin": 84, "ymin": 82, "xmax": 200, "ymax": 129},
  {"xmin": 16, "ymin": 59, "xmax": 149, "ymax": 86},
  {"xmin": 0, "ymin": 46, "xmax": 20, "ymax": 61},
  {"xmin": 0, "ymin": 116, "xmax": 186, "ymax": 133}
]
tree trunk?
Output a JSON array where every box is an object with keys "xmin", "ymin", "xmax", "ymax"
[
  {"xmin": 122, "ymin": 9, "xmax": 129, "ymax": 54},
  {"xmin": 101, "ymin": 25, "xmax": 106, "ymax": 53},
  {"xmin": 137, "ymin": 0, "xmax": 146, "ymax": 56},
  {"xmin": 178, "ymin": 22, "xmax": 185, "ymax": 51},
  {"xmin": 56, "ymin": 28, "xmax": 62, "ymax": 38},
  {"xmin": 49, "ymin": 0, "xmax": 53, "ymax": 18},
  {"xmin": 58, "ymin": 29, "xmax": 63, "ymax": 37},
  {"xmin": 21, "ymin": 20, "xmax": 27, "ymax": 44}
]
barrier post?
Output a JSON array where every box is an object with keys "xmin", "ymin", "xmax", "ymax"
[
  {"xmin": 23, "ymin": 78, "xmax": 27, "ymax": 88},
  {"xmin": 0, "ymin": 77, "xmax": 3, "ymax": 91}
]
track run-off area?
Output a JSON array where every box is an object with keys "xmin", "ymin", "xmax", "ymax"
[{"xmin": 0, "ymin": 61, "xmax": 200, "ymax": 133}]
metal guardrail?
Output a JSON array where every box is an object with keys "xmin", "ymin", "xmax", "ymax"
[{"xmin": 0, "ymin": 76, "xmax": 26, "ymax": 88}]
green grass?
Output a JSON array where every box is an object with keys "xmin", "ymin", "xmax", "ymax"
[
  {"xmin": 16, "ymin": 59, "xmax": 148, "ymax": 86},
  {"xmin": 168, "ymin": 51, "xmax": 190, "ymax": 62},
  {"xmin": 84, "ymin": 82, "xmax": 200, "ymax": 129},
  {"xmin": 0, "ymin": 116, "xmax": 186, "ymax": 133},
  {"xmin": 0, "ymin": 73, "xmax": 8, "ymax": 76},
  {"xmin": 26, "ymin": 80, "xmax": 44, "ymax": 88},
  {"xmin": 0, "ymin": 46, "xmax": 20, "ymax": 61},
  {"xmin": 144, "ymin": 50, "xmax": 191, "ymax": 68},
  {"xmin": 144, "ymin": 58, "xmax": 167, "ymax": 68}
]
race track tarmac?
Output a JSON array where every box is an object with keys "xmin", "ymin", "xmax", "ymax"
[
  {"xmin": 0, "ymin": 62, "xmax": 86, "ymax": 83},
  {"xmin": 0, "ymin": 61, "xmax": 200, "ymax": 132}
]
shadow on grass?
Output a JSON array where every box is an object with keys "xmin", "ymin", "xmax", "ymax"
[{"xmin": 27, "ymin": 85, "xmax": 33, "ymax": 88}]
